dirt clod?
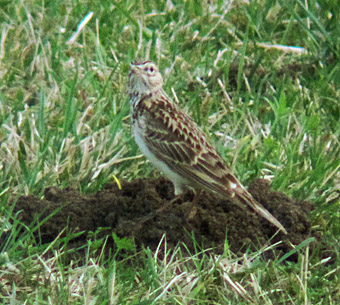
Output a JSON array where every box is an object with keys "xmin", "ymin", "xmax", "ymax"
[{"xmin": 14, "ymin": 177, "xmax": 314, "ymax": 256}]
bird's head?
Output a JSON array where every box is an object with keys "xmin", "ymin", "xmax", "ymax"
[{"xmin": 128, "ymin": 60, "xmax": 163, "ymax": 97}]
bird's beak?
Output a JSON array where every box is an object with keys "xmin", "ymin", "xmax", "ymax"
[{"xmin": 130, "ymin": 62, "xmax": 139, "ymax": 74}]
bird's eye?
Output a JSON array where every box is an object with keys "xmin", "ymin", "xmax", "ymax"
[
  {"xmin": 144, "ymin": 68, "xmax": 149, "ymax": 72},
  {"xmin": 150, "ymin": 67, "xmax": 154, "ymax": 73}
]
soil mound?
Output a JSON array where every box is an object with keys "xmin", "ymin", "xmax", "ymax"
[{"xmin": 14, "ymin": 177, "xmax": 314, "ymax": 256}]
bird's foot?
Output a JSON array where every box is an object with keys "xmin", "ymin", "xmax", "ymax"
[
  {"xmin": 133, "ymin": 195, "xmax": 183, "ymax": 227},
  {"xmin": 187, "ymin": 190, "xmax": 202, "ymax": 221},
  {"xmin": 187, "ymin": 204, "xmax": 198, "ymax": 221}
]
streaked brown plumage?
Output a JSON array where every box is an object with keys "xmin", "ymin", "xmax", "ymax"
[{"xmin": 128, "ymin": 60, "xmax": 287, "ymax": 234}]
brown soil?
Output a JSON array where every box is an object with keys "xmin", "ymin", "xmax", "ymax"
[{"xmin": 13, "ymin": 177, "xmax": 315, "ymax": 258}]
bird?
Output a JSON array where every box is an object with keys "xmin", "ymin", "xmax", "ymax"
[{"xmin": 127, "ymin": 59, "xmax": 287, "ymax": 234}]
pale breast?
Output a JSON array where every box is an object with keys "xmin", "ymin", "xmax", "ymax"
[{"xmin": 133, "ymin": 115, "xmax": 188, "ymax": 195}]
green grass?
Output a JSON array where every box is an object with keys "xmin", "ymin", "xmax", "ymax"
[{"xmin": 1, "ymin": 0, "xmax": 340, "ymax": 303}]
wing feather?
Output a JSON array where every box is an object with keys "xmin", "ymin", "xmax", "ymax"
[{"xmin": 138, "ymin": 96, "xmax": 234, "ymax": 195}]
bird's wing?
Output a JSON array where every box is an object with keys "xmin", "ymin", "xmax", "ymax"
[
  {"xmin": 135, "ymin": 95, "xmax": 287, "ymax": 234},
  {"xmin": 136, "ymin": 94, "xmax": 233, "ymax": 194}
]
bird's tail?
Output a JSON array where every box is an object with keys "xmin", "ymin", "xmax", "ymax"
[{"xmin": 234, "ymin": 186, "xmax": 287, "ymax": 235}]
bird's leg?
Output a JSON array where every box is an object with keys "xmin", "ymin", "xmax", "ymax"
[
  {"xmin": 154, "ymin": 189, "xmax": 201, "ymax": 221},
  {"xmin": 134, "ymin": 192, "xmax": 183, "ymax": 227},
  {"xmin": 187, "ymin": 190, "xmax": 202, "ymax": 220},
  {"xmin": 153, "ymin": 183, "xmax": 186, "ymax": 214},
  {"xmin": 134, "ymin": 186, "xmax": 201, "ymax": 227},
  {"xmin": 156, "ymin": 194, "xmax": 182, "ymax": 213}
]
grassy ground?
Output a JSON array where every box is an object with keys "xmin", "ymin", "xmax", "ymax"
[{"xmin": 1, "ymin": 0, "xmax": 340, "ymax": 303}]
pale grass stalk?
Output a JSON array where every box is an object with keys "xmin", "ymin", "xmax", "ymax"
[
  {"xmin": 54, "ymin": 138, "xmax": 66, "ymax": 177},
  {"xmin": 320, "ymin": 162, "xmax": 340, "ymax": 188},
  {"xmin": 67, "ymin": 12, "xmax": 94, "ymax": 45},
  {"xmin": 110, "ymin": 47, "xmax": 119, "ymax": 63},
  {"xmin": 136, "ymin": 18, "xmax": 144, "ymax": 56},
  {"xmin": 149, "ymin": 236, "xmax": 214, "ymax": 302},
  {"xmin": 0, "ymin": 25, "xmax": 10, "ymax": 60},
  {"xmin": 244, "ymin": 73, "xmax": 251, "ymax": 93},
  {"xmin": 295, "ymin": 246, "xmax": 310, "ymax": 305},
  {"xmin": 96, "ymin": 18, "xmax": 100, "ymax": 46},
  {"xmin": 76, "ymin": 104, "xmax": 94, "ymax": 135},
  {"xmin": 245, "ymin": 117, "xmax": 256, "ymax": 138},
  {"xmin": 91, "ymin": 147, "xmax": 129, "ymax": 180},
  {"xmin": 145, "ymin": 39, "xmax": 152, "ymax": 60},
  {"xmin": 202, "ymin": 2, "xmax": 233, "ymax": 42},
  {"xmin": 256, "ymin": 43, "xmax": 307, "ymax": 55},
  {"xmin": 195, "ymin": 76, "xmax": 207, "ymax": 87},
  {"xmin": 108, "ymin": 262, "xmax": 118, "ymax": 305},
  {"xmin": 299, "ymin": 133, "xmax": 308, "ymax": 155},
  {"xmin": 217, "ymin": 78, "xmax": 233, "ymax": 109},
  {"xmin": 170, "ymin": 87, "xmax": 180, "ymax": 104},
  {"xmin": 163, "ymin": 55, "xmax": 180, "ymax": 80},
  {"xmin": 213, "ymin": 48, "xmax": 229, "ymax": 67},
  {"xmin": 25, "ymin": 10, "xmax": 37, "ymax": 45},
  {"xmin": 155, "ymin": 30, "xmax": 162, "ymax": 64}
]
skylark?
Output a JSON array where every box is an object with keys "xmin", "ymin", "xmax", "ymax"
[{"xmin": 128, "ymin": 60, "xmax": 287, "ymax": 234}]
